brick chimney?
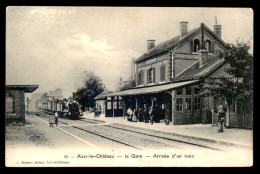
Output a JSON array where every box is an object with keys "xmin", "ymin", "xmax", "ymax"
[
  {"xmin": 214, "ymin": 16, "xmax": 221, "ymax": 38},
  {"xmin": 180, "ymin": 21, "xmax": 188, "ymax": 38},
  {"xmin": 199, "ymin": 49, "xmax": 208, "ymax": 68},
  {"xmin": 147, "ymin": 40, "xmax": 155, "ymax": 51}
]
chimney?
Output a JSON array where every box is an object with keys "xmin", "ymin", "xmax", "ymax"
[
  {"xmin": 199, "ymin": 49, "xmax": 208, "ymax": 68},
  {"xmin": 214, "ymin": 16, "xmax": 221, "ymax": 38},
  {"xmin": 180, "ymin": 21, "xmax": 188, "ymax": 38},
  {"xmin": 147, "ymin": 40, "xmax": 155, "ymax": 51}
]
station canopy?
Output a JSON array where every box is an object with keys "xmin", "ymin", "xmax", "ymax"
[
  {"xmin": 6, "ymin": 85, "xmax": 39, "ymax": 93},
  {"xmin": 97, "ymin": 80, "xmax": 200, "ymax": 99}
]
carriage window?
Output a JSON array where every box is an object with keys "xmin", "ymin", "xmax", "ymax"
[{"xmin": 6, "ymin": 93, "xmax": 15, "ymax": 114}]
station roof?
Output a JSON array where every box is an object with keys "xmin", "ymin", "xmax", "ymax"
[
  {"xmin": 95, "ymin": 80, "xmax": 200, "ymax": 99},
  {"xmin": 6, "ymin": 85, "xmax": 39, "ymax": 93}
]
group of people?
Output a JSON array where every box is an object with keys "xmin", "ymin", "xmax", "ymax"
[{"xmin": 127, "ymin": 103, "xmax": 161, "ymax": 125}]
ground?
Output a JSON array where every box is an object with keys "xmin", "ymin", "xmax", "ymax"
[{"xmin": 5, "ymin": 110, "xmax": 253, "ymax": 167}]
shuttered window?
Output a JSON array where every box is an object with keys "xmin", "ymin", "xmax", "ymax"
[
  {"xmin": 160, "ymin": 64, "xmax": 166, "ymax": 81},
  {"xmin": 147, "ymin": 68, "xmax": 156, "ymax": 84}
]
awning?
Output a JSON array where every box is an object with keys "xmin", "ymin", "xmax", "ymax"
[
  {"xmin": 96, "ymin": 80, "xmax": 200, "ymax": 99},
  {"xmin": 6, "ymin": 85, "xmax": 39, "ymax": 93}
]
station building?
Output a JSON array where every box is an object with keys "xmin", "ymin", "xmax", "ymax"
[
  {"xmin": 5, "ymin": 85, "xmax": 39, "ymax": 125},
  {"xmin": 95, "ymin": 21, "xmax": 252, "ymax": 127}
]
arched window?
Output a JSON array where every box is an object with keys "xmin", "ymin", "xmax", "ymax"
[
  {"xmin": 6, "ymin": 93, "xmax": 15, "ymax": 114},
  {"xmin": 194, "ymin": 39, "xmax": 200, "ymax": 52},
  {"xmin": 205, "ymin": 40, "xmax": 211, "ymax": 53}
]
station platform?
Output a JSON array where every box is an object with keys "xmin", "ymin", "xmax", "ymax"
[{"xmin": 82, "ymin": 112, "xmax": 253, "ymax": 149}]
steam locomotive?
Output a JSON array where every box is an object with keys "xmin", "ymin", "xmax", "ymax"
[{"xmin": 36, "ymin": 98, "xmax": 83, "ymax": 120}]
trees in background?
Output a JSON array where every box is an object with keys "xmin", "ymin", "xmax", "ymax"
[
  {"xmin": 199, "ymin": 39, "xmax": 253, "ymax": 126},
  {"xmin": 74, "ymin": 71, "xmax": 106, "ymax": 111}
]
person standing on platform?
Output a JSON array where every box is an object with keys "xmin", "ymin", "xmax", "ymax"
[
  {"xmin": 217, "ymin": 105, "xmax": 225, "ymax": 133},
  {"xmin": 55, "ymin": 111, "xmax": 59, "ymax": 126}
]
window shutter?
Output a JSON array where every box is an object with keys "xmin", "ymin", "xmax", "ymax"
[
  {"xmin": 153, "ymin": 68, "xmax": 156, "ymax": 83},
  {"xmin": 190, "ymin": 40, "xmax": 194, "ymax": 52},
  {"xmin": 160, "ymin": 64, "xmax": 166, "ymax": 81},
  {"xmin": 138, "ymin": 71, "xmax": 141, "ymax": 85},
  {"xmin": 141, "ymin": 70, "xmax": 144, "ymax": 84},
  {"xmin": 147, "ymin": 69, "xmax": 149, "ymax": 84}
]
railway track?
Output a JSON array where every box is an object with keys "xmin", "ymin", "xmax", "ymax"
[
  {"xmin": 33, "ymin": 110, "xmax": 223, "ymax": 151},
  {"xmin": 34, "ymin": 110, "xmax": 142, "ymax": 150}
]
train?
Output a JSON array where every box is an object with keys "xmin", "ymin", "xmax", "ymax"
[{"xmin": 35, "ymin": 98, "xmax": 83, "ymax": 119}]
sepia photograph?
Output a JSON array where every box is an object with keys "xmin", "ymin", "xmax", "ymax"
[{"xmin": 5, "ymin": 6, "xmax": 253, "ymax": 167}]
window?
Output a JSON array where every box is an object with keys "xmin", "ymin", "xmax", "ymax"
[
  {"xmin": 186, "ymin": 86, "xmax": 192, "ymax": 95},
  {"xmin": 137, "ymin": 71, "xmax": 144, "ymax": 85},
  {"xmin": 107, "ymin": 97, "xmax": 111, "ymax": 100},
  {"xmin": 119, "ymin": 101, "xmax": 123, "ymax": 109},
  {"xmin": 194, "ymin": 87, "xmax": 200, "ymax": 95},
  {"xmin": 147, "ymin": 68, "xmax": 155, "ymax": 84},
  {"xmin": 113, "ymin": 101, "xmax": 117, "ymax": 109},
  {"xmin": 160, "ymin": 64, "xmax": 166, "ymax": 82},
  {"xmin": 107, "ymin": 101, "xmax": 111, "ymax": 110},
  {"xmin": 194, "ymin": 39, "xmax": 200, "ymax": 52},
  {"xmin": 177, "ymin": 88, "xmax": 182, "ymax": 95},
  {"xmin": 176, "ymin": 98, "xmax": 183, "ymax": 112},
  {"xmin": 6, "ymin": 93, "xmax": 15, "ymax": 114},
  {"xmin": 194, "ymin": 97, "xmax": 201, "ymax": 111},
  {"xmin": 185, "ymin": 98, "xmax": 192, "ymax": 111},
  {"xmin": 205, "ymin": 40, "xmax": 211, "ymax": 53}
]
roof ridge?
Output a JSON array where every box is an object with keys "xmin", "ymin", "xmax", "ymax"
[{"xmin": 135, "ymin": 27, "xmax": 200, "ymax": 62}]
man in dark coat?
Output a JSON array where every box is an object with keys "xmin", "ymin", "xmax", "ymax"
[
  {"xmin": 217, "ymin": 105, "xmax": 225, "ymax": 133},
  {"xmin": 143, "ymin": 104, "xmax": 149, "ymax": 123}
]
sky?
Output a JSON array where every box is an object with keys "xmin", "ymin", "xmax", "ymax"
[{"xmin": 5, "ymin": 7, "xmax": 253, "ymax": 98}]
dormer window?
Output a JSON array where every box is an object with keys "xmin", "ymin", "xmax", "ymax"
[{"xmin": 194, "ymin": 39, "xmax": 200, "ymax": 52}]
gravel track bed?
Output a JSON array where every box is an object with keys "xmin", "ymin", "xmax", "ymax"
[{"xmin": 74, "ymin": 125, "xmax": 180, "ymax": 150}]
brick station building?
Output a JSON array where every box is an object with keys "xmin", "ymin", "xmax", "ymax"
[
  {"xmin": 95, "ymin": 21, "xmax": 252, "ymax": 128},
  {"xmin": 5, "ymin": 85, "xmax": 39, "ymax": 125}
]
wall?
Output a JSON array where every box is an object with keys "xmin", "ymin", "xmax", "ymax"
[
  {"xmin": 5, "ymin": 89, "xmax": 25, "ymax": 124},
  {"xmin": 136, "ymin": 52, "xmax": 171, "ymax": 86},
  {"xmin": 172, "ymin": 85, "xmax": 201, "ymax": 125},
  {"xmin": 96, "ymin": 100, "xmax": 106, "ymax": 114}
]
